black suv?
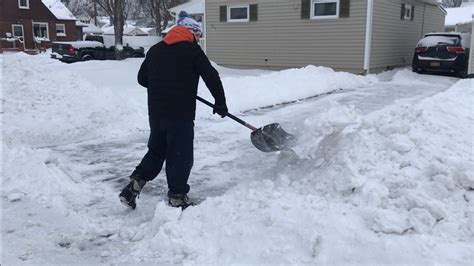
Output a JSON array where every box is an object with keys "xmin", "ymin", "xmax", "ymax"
[{"xmin": 412, "ymin": 32, "xmax": 471, "ymax": 78}]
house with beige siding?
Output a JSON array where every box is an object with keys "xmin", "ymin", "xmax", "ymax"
[{"xmin": 204, "ymin": 0, "xmax": 446, "ymax": 74}]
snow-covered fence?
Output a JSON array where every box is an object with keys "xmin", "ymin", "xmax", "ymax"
[{"xmin": 0, "ymin": 37, "xmax": 24, "ymax": 52}]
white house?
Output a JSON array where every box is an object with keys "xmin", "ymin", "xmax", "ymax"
[
  {"xmin": 169, "ymin": 0, "xmax": 205, "ymax": 22},
  {"xmin": 445, "ymin": 0, "xmax": 474, "ymax": 76},
  {"xmin": 168, "ymin": 0, "xmax": 206, "ymax": 51},
  {"xmin": 445, "ymin": 1, "xmax": 474, "ymax": 32}
]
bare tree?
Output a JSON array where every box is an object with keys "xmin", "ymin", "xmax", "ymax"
[
  {"xmin": 96, "ymin": 0, "xmax": 126, "ymax": 59},
  {"xmin": 143, "ymin": 0, "xmax": 187, "ymax": 36},
  {"xmin": 63, "ymin": 0, "xmax": 97, "ymax": 23}
]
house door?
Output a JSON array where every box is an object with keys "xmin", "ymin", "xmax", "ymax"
[{"xmin": 11, "ymin": 24, "xmax": 25, "ymax": 50}]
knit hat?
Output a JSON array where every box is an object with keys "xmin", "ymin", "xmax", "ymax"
[{"xmin": 177, "ymin": 15, "xmax": 202, "ymax": 36}]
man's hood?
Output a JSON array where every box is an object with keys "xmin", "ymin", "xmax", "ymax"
[{"xmin": 163, "ymin": 26, "xmax": 195, "ymax": 45}]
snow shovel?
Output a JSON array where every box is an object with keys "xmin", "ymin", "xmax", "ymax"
[{"xmin": 197, "ymin": 96, "xmax": 296, "ymax": 152}]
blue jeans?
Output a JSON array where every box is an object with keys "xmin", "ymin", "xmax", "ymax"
[{"xmin": 133, "ymin": 117, "xmax": 194, "ymax": 194}]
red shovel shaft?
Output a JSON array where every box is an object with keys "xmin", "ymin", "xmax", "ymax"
[{"xmin": 196, "ymin": 96, "xmax": 258, "ymax": 131}]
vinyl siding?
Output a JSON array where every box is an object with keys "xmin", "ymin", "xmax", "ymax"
[
  {"xmin": 370, "ymin": 0, "xmax": 445, "ymax": 71},
  {"xmin": 206, "ymin": 0, "xmax": 367, "ymax": 73}
]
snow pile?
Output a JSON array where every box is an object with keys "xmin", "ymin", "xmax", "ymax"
[
  {"xmin": 2, "ymin": 52, "xmax": 472, "ymax": 264},
  {"xmin": 3, "ymin": 54, "xmax": 375, "ymax": 147},
  {"xmin": 123, "ymin": 79, "xmax": 473, "ymax": 264},
  {"xmin": 293, "ymin": 78, "xmax": 474, "ymax": 260},
  {"xmin": 2, "ymin": 53, "xmax": 146, "ymax": 147},
  {"xmin": 198, "ymin": 65, "xmax": 377, "ymax": 114}
]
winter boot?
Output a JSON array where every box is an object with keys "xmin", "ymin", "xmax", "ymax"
[
  {"xmin": 119, "ymin": 174, "xmax": 146, "ymax": 209},
  {"xmin": 168, "ymin": 191, "xmax": 196, "ymax": 210}
]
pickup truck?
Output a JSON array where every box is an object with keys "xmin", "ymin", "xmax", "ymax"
[{"xmin": 51, "ymin": 35, "xmax": 145, "ymax": 63}]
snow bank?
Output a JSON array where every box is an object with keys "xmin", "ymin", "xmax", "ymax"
[
  {"xmin": 198, "ymin": 65, "xmax": 377, "ymax": 114},
  {"xmin": 124, "ymin": 79, "xmax": 473, "ymax": 264},
  {"xmin": 2, "ymin": 53, "xmax": 146, "ymax": 147},
  {"xmin": 292, "ymin": 78, "xmax": 474, "ymax": 261},
  {"xmin": 3, "ymin": 53, "xmax": 375, "ymax": 146},
  {"xmin": 3, "ymin": 52, "xmax": 472, "ymax": 264}
]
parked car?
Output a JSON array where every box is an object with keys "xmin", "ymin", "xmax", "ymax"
[
  {"xmin": 412, "ymin": 32, "xmax": 471, "ymax": 78},
  {"xmin": 51, "ymin": 35, "xmax": 145, "ymax": 63}
]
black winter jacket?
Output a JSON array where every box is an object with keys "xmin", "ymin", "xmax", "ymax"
[{"xmin": 137, "ymin": 32, "xmax": 226, "ymax": 120}]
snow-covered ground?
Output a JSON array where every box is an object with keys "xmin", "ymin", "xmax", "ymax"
[{"xmin": 1, "ymin": 53, "xmax": 473, "ymax": 264}]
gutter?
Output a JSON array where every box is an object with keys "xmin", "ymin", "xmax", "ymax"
[{"xmin": 363, "ymin": 0, "xmax": 374, "ymax": 74}]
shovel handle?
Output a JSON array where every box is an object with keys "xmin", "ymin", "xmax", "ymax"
[{"xmin": 196, "ymin": 96, "xmax": 257, "ymax": 131}]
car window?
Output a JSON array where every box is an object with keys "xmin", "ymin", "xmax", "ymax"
[{"xmin": 418, "ymin": 35, "xmax": 460, "ymax": 47}]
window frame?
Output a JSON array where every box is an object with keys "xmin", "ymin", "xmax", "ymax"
[
  {"xmin": 11, "ymin": 24, "xmax": 24, "ymax": 38},
  {"xmin": 227, "ymin": 5, "xmax": 250, "ymax": 23},
  {"xmin": 18, "ymin": 0, "xmax": 29, "ymax": 9},
  {"xmin": 56, "ymin": 24, "xmax": 66, "ymax": 37},
  {"xmin": 404, "ymin": 4, "xmax": 412, "ymax": 20},
  {"xmin": 311, "ymin": 0, "xmax": 340, "ymax": 20},
  {"xmin": 33, "ymin": 22, "xmax": 49, "ymax": 39}
]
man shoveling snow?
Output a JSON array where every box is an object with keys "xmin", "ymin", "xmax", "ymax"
[{"xmin": 119, "ymin": 16, "xmax": 228, "ymax": 210}]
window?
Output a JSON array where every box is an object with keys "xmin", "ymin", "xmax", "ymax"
[
  {"xmin": 56, "ymin": 24, "xmax": 66, "ymax": 36},
  {"xmin": 33, "ymin": 22, "xmax": 49, "ymax": 39},
  {"xmin": 18, "ymin": 0, "xmax": 29, "ymax": 9},
  {"xmin": 404, "ymin": 4, "xmax": 412, "ymax": 20},
  {"xmin": 228, "ymin": 5, "xmax": 249, "ymax": 22},
  {"xmin": 401, "ymin": 3, "xmax": 414, "ymax": 21},
  {"xmin": 12, "ymin": 24, "xmax": 24, "ymax": 38},
  {"xmin": 311, "ymin": 0, "xmax": 339, "ymax": 19}
]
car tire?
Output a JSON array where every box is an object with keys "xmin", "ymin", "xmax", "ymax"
[
  {"xmin": 82, "ymin": 54, "xmax": 94, "ymax": 61},
  {"xmin": 458, "ymin": 68, "xmax": 468, "ymax": 79},
  {"xmin": 413, "ymin": 67, "xmax": 423, "ymax": 74}
]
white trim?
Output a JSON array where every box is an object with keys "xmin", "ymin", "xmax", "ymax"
[
  {"xmin": 227, "ymin": 5, "xmax": 250, "ymax": 22},
  {"xmin": 56, "ymin": 24, "xmax": 66, "ymax": 37},
  {"xmin": 18, "ymin": 0, "xmax": 29, "ymax": 9},
  {"xmin": 404, "ymin": 4, "xmax": 413, "ymax": 20},
  {"xmin": 32, "ymin": 22, "xmax": 49, "ymax": 39},
  {"xmin": 11, "ymin": 24, "xmax": 24, "ymax": 38},
  {"xmin": 311, "ymin": 0, "xmax": 340, "ymax": 20},
  {"xmin": 363, "ymin": 0, "xmax": 374, "ymax": 74}
]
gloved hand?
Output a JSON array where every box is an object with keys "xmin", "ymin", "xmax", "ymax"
[{"xmin": 213, "ymin": 103, "xmax": 228, "ymax": 118}]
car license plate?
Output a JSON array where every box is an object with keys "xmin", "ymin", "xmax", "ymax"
[{"xmin": 430, "ymin": 61, "xmax": 440, "ymax": 67}]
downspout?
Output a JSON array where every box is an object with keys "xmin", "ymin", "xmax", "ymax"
[
  {"xmin": 363, "ymin": 0, "xmax": 374, "ymax": 74},
  {"xmin": 203, "ymin": 0, "xmax": 207, "ymax": 53},
  {"xmin": 420, "ymin": 3, "xmax": 426, "ymax": 38}
]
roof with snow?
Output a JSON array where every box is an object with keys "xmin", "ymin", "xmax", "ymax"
[
  {"xmin": 445, "ymin": 6, "xmax": 474, "ymax": 26},
  {"xmin": 75, "ymin": 21, "xmax": 89, "ymax": 27},
  {"xmin": 169, "ymin": 0, "xmax": 204, "ymax": 15},
  {"xmin": 41, "ymin": 0, "xmax": 76, "ymax": 21},
  {"xmin": 83, "ymin": 24, "xmax": 104, "ymax": 34}
]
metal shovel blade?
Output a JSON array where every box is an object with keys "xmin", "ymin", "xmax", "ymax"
[{"xmin": 250, "ymin": 123, "xmax": 296, "ymax": 152}]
